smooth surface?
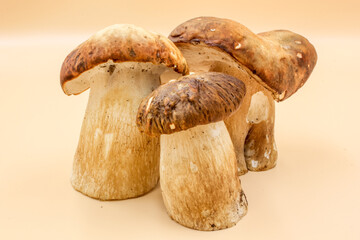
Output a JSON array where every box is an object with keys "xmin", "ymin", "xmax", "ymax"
[{"xmin": 1, "ymin": 1, "xmax": 360, "ymax": 239}]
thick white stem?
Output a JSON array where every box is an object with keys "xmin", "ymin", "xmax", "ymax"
[
  {"xmin": 160, "ymin": 121, "xmax": 247, "ymax": 231},
  {"xmin": 71, "ymin": 62, "xmax": 164, "ymax": 200}
]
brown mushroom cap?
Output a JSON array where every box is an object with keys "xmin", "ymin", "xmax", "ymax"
[
  {"xmin": 169, "ymin": 17, "xmax": 317, "ymax": 101},
  {"xmin": 60, "ymin": 24, "xmax": 189, "ymax": 95},
  {"xmin": 136, "ymin": 72, "xmax": 246, "ymax": 136}
]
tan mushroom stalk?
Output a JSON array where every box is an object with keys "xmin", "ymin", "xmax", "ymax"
[
  {"xmin": 137, "ymin": 72, "xmax": 248, "ymax": 231},
  {"xmin": 169, "ymin": 17, "xmax": 317, "ymax": 174},
  {"xmin": 60, "ymin": 24, "xmax": 188, "ymax": 200}
]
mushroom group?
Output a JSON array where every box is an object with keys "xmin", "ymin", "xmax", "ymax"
[{"xmin": 60, "ymin": 18, "xmax": 317, "ymax": 231}]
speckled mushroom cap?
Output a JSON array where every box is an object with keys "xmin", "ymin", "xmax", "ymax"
[
  {"xmin": 137, "ymin": 72, "xmax": 246, "ymax": 136},
  {"xmin": 60, "ymin": 24, "xmax": 189, "ymax": 95},
  {"xmin": 169, "ymin": 17, "xmax": 317, "ymax": 101}
]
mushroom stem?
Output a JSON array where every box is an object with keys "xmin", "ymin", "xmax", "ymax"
[
  {"xmin": 160, "ymin": 121, "xmax": 247, "ymax": 231},
  {"xmin": 71, "ymin": 62, "xmax": 164, "ymax": 200}
]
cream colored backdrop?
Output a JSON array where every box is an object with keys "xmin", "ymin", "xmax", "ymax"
[
  {"xmin": 1, "ymin": 0, "xmax": 359, "ymax": 239},
  {"xmin": 1, "ymin": 0, "xmax": 359, "ymax": 35}
]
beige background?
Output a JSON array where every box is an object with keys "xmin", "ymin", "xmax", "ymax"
[{"xmin": 1, "ymin": 0, "xmax": 360, "ymax": 239}]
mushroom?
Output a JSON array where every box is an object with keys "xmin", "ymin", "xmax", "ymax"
[
  {"xmin": 60, "ymin": 24, "xmax": 188, "ymax": 200},
  {"xmin": 168, "ymin": 17, "xmax": 317, "ymax": 174},
  {"xmin": 137, "ymin": 72, "xmax": 248, "ymax": 231}
]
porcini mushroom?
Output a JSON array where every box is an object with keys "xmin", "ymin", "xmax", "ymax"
[
  {"xmin": 60, "ymin": 24, "xmax": 188, "ymax": 200},
  {"xmin": 169, "ymin": 17, "xmax": 317, "ymax": 174},
  {"xmin": 137, "ymin": 72, "xmax": 248, "ymax": 231}
]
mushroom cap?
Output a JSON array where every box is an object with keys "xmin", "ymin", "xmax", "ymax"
[
  {"xmin": 136, "ymin": 72, "xmax": 246, "ymax": 136},
  {"xmin": 60, "ymin": 24, "xmax": 189, "ymax": 95},
  {"xmin": 169, "ymin": 17, "xmax": 317, "ymax": 101}
]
